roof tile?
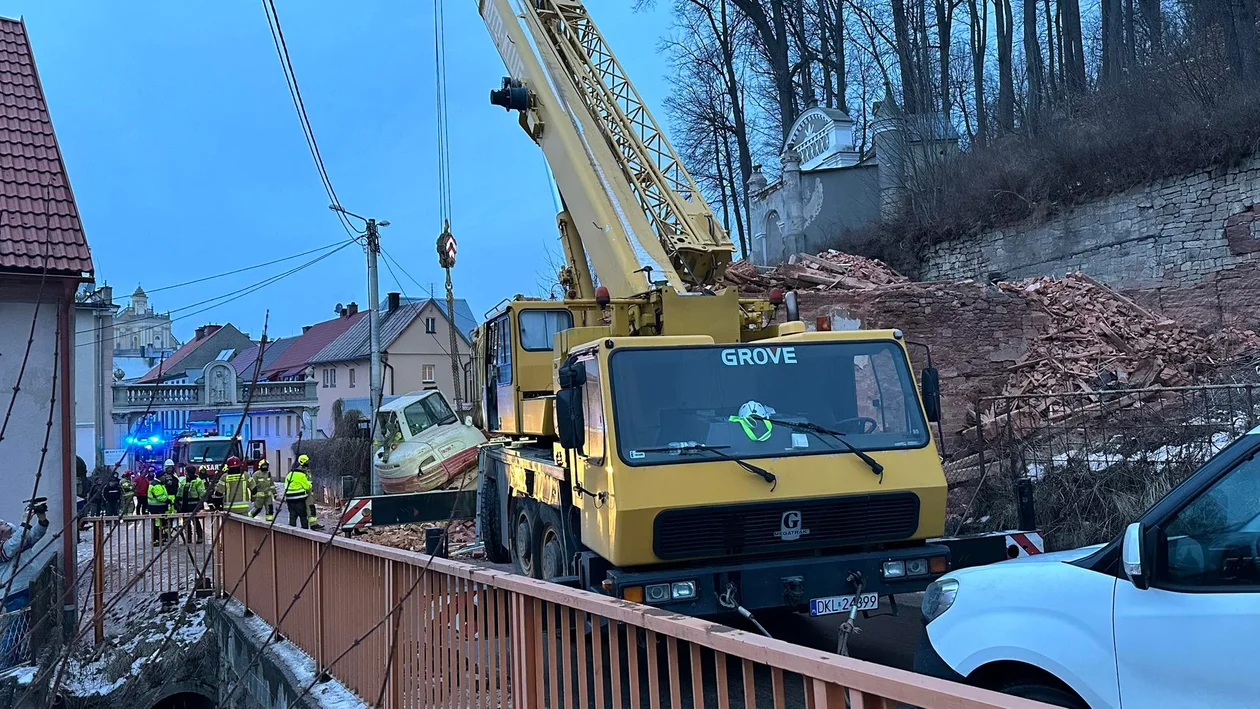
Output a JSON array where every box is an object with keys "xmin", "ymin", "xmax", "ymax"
[{"xmin": 0, "ymin": 18, "xmax": 92, "ymax": 277}]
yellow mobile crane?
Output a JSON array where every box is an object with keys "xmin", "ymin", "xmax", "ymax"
[{"xmin": 471, "ymin": 0, "xmax": 952, "ymax": 620}]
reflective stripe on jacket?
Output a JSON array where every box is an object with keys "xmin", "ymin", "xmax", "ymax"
[{"xmin": 283, "ymin": 470, "xmax": 311, "ymax": 500}]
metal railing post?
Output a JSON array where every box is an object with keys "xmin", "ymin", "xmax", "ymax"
[{"xmin": 92, "ymin": 518, "xmax": 104, "ymax": 645}]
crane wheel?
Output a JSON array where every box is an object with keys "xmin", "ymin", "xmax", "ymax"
[
  {"xmin": 537, "ymin": 503, "xmax": 568, "ymax": 582},
  {"xmin": 511, "ymin": 500, "xmax": 542, "ymax": 579},
  {"xmin": 480, "ymin": 470, "xmax": 510, "ymax": 564}
]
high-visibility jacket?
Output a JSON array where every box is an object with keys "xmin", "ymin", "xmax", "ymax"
[
  {"xmin": 283, "ymin": 470, "xmax": 311, "ymax": 501},
  {"xmin": 177, "ymin": 477, "xmax": 207, "ymax": 509},
  {"xmin": 220, "ymin": 473, "xmax": 251, "ymax": 512},
  {"xmin": 249, "ymin": 471, "xmax": 274, "ymax": 502},
  {"xmin": 148, "ymin": 481, "xmax": 171, "ymax": 509}
]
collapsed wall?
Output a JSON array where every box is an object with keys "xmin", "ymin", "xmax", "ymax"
[
  {"xmin": 732, "ymin": 251, "xmax": 1260, "ymax": 454},
  {"xmin": 796, "ymin": 282, "xmax": 1042, "ymax": 452}
]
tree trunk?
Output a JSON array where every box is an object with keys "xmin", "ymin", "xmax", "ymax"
[
  {"xmin": 1060, "ymin": 0, "xmax": 1087, "ymax": 93},
  {"xmin": 968, "ymin": 0, "xmax": 989, "ymax": 145},
  {"xmin": 819, "ymin": 4, "xmax": 834, "ymax": 107},
  {"xmin": 1023, "ymin": 0, "xmax": 1044, "ymax": 131},
  {"xmin": 1138, "ymin": 0, "xmax": 1161, "ymax": 57},
  {"xmin": 1101, "ymin": 0, "xmax": 1124, "ymax": 84},
  {"xmin": 731, "ymin": 0, "xmax": 797, "ymax": 142},
  {"xmin": 891, "ymin": 0, "xmax": 923, "ymax": 113},
  {"xmin": 935, "ymin": 0, "xmax": 954, "ymax": 120},
  {"xmin": 828, "ymin": 0, "xmax": 848, "ymax": 113},
  {"xmin": 720, "ymin": 128, "xmax": 749, "ymax": 257},
  {"xmin": 1124, "ymin": 0, "xmax": 1137, "ymax": 66},
  {"xmin": 994, "ymin": 0, "xmax": 1016, "ymax": 132},
  {"xmin": 1043, "ymin": 0, "xmax": 1059, "ymax": 102},
  {"xmin": 717, "ymin": 0, "xmax": 756, "ymax": 247}
]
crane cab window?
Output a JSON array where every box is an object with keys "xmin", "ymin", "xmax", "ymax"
[
  {"xmin": 520, "ymin": 310, "xmax": 573, "ymax": 352},
  {"xmin": 581, "ymin": 356, "xmax": 606, "ymax": 463},
  {"xmin": 489, "ymin": 315, "xmax": 512, "ymax": 386}
]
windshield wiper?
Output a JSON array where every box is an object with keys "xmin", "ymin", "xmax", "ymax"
[
  {"xmin": 751, "ymin": 416, "xmax": 885, "ymax": 479},
  {"xmin": 636, "ymin": 443, "xmax": 777, "ymax": 489}
]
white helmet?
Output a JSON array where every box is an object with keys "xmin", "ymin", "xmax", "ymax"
[
  {"xmin": 164, "ymin": 459, "xmax": 175, "ymax": 468},
  {"xmin": 738, "ymin": 401, "xmax": 775, "ymax": 420}
]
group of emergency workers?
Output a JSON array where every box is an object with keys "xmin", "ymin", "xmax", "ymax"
[{"xmin": 118, "ymin": 454, "xmax": 322, "ymax": 546}]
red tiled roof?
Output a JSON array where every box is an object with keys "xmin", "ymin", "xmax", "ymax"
[
  {"xmin": 0, "ymin": 18, "xmax": 92, "ymax": 277},
  {"xmin": 263, "ymin": 311, "xmax": 366, "ymax": 379}
]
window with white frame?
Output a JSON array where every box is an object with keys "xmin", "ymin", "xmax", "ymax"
[
  {"xmin": 422, "ymin": 364, "xmax": 436, "ymax": 383},
  {"xmin": 425, "ymin": 317, "xmax": 437, "ymax": 334}
]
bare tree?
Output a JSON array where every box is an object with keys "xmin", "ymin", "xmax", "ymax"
[
  {"xmin": 1023, "ymin": 0, "xmax": 1045, "ymax": 129},
  {"xmin": 993, "ymin": 0, "xmax": 1016, "ymax": 132}
]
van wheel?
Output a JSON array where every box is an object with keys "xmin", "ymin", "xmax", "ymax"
[
  {"xmin": 511, "ymin": 501, "xmax": 541, "ymax": 579},
  {"xmin": 996, "ymin": 680, "xmax": 1088, "ymax": 709},
  {"xmin": 479, "ymin": 470, "xmax": 510, "ymax": 564}
]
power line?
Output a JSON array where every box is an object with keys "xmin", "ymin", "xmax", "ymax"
[
  {"xmin": 80, "ymin": 239, "xmax": 352, "ymax": 334},
  {"xmin": 75, "ymin": 240, "xmax": 355, "ymax": 349},
  {"xmin": 261, "ymin": 0, "xmax": 358, "ymax": 238},
  {"xmin": 142, "ymin": 239, "xmax": 349, "ymax": 295}
]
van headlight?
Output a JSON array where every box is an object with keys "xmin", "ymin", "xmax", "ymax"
[{"xmin": 922, "ymin": 578, "xmax": 958, "ymax": 623}]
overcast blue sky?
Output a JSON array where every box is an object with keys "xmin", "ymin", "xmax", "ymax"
[{"xmin": 10, "ymin": 0, "xmax": 674, "ymax": 341}]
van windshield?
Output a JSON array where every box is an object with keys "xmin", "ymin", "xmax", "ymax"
[
  {"xmin": 401, "ymin": 395, "xmax": 457, "ymax": 437},
  {"xmin": 608, "ymin": 341, "xmax": 929, "ymax": 466}
]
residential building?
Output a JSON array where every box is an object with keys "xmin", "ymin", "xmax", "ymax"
[
  {"xmin": 120, "ymin": 323, "xmax": 253, "ymax": 439},
  {"xmin": 309, "ymin": 293, "xmax": 476, "ymax": 436},
  {"xmin": 75, "ymin": 285, "xmax": 118, "ymax": 467},
  {"xmin": 0, "ymin": 16, "xmax": 94, "ymax": 621},
  {"xmin": 112, "ymin": 306, "xmax": 367, "ymax": 471},
  {"xmin": 748, "ymin": 99, "xmax": 957, "ymax": 265}
]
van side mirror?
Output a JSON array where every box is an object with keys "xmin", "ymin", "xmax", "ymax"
[
  {"xmin": 1122, "ymin": 522, "xmax": 1150, "ymax": 590},
  {"xmin": 920, "ymin": 367, "xmax": 941, "ymax": 423},
  {"xmin": 555, "ymin": 360, "xmax": 586, "ymax": 452}
]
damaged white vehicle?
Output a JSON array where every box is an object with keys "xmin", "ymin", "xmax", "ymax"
[{"xmin": 374, "ymin": 391, "xmax": 486, "ymax": 494}]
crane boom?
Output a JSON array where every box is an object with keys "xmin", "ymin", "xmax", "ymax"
[{"xmin": 479, "ymin": 0, "xmax": 735, "ymax": 296}]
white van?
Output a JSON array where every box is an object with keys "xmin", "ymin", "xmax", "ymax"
[
  {"xmin": 374, "ymin": 391, "xmax": 487, "ymax": 495},
  {"xmin": 916, "ymin": 428, "xmax": 1260, "ymax": 708}
]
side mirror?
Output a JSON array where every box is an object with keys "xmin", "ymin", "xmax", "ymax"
[
  {"xmin": 1122, "ymin": 522, "xmax": 1150, "ymax": 590},
  {"xmin": 784, "ymin": 290, "xmax": 800, "ymax": 322},
  {"xmin": 555, "ymin": 388, "xmax": 585, "ymax": 451},
  {"xmin": 555, "ymin": 359, "xmax": 587, "ymax": 452},
  {"xmin": 920, "ymin": 367, "xmax": 941, "ymax": 423},
  {"xmin": 464, "ymin": 416, "xmax": 474, "ymax": 427}
]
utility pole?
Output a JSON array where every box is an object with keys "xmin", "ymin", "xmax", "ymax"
[
  {"xmin": 365, "ymin": 218, "xmax": 383, "ymax": 435},
  {"xmin": 330, "ymin": 205, "xmax": 389, "ymax": 494}
]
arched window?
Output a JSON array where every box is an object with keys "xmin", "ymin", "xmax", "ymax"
[{"xmin": 132, "ymin": 335, "xmax": 140, "ymax": 349}]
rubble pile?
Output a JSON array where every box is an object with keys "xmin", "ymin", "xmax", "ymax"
[
  {"xmin": 966, "ymin": 272, "xmax": 1260, "ymax": 440},
  {"xmin": 723, "ymin": 250, "xmax": 908, "ymax": 292},
  {"xmin": 999, "ymin": 273, "xmax": 1260, "ymax": 395},
  {"xmin": 357, "ymin": 520, "xmax": 479, "ymax": 556}
]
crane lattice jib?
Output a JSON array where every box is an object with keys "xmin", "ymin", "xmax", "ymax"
[{"xmin": 529, "ymin": 0, "xmax": 735, "ymax": 287}]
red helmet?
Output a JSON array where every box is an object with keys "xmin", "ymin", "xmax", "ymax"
[{"xmin": 226, "ymin": 456, "xmax": 242, "ymax": 468}]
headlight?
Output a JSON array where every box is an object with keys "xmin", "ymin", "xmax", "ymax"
[
  {"xmin": 670, "ymin": 581, "xmax": 697, "ymax": 600},
  {"xmin": 881, "ymin": 560, "xmax": 906, "ymax": 578},
  {"xmin": 922, "ymin": 578, "xmax": 958, "ymax": 623}
]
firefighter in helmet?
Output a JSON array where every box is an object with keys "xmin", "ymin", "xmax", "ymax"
[
  {"xmin": 248, "ymin": 460, "xmax": 276, "ymax": 521},
  {"xmin": 218, "ymin": 456, "xmax": 251, "ymax": 514}
]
